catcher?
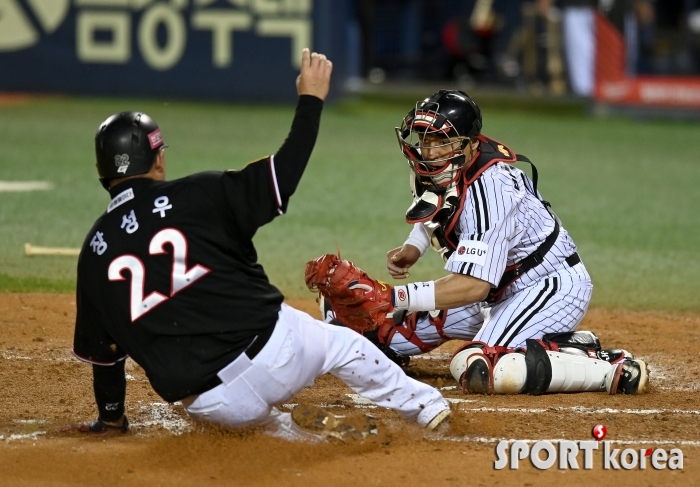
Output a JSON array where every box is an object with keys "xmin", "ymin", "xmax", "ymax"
[{"xmin": 306, "ymin": 90, "xmax": 648, "ymax": 396}]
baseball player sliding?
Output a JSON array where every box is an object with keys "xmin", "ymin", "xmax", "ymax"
[
  {"xmin": 306, "ymin": 90, "xmax": 648, "ymax": 396},
  {"xmin": 65, "ymin": 50, "xmax": 451, "ymax": 440}
]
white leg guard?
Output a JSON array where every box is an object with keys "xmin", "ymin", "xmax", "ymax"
[
  {"xmin": 545, "ymin": 350, "xmax": 612, "ymax": 393},
  {"xmin": 450, "ymin": 343, "xmax": 527, "ymax": 395},
  {"xmin": 450, "ymin": 340, "xmax": 617, "ymax": 395},
  {"xmin": 493, "ymin": 353, "xmax": 528, "ymax": 394}
]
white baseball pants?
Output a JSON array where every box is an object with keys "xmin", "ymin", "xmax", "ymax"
[
  {"xmin": 389, "ymin": 262, "xmax": 593, "ymax": 355},
  {"xmin": 183, "ymin": 303, "xmax": 449, "ymax": 438}
]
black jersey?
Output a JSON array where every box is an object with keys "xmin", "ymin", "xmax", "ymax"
[{"xmin": 73, "ymin": 96, "xmax": 323, "ymax": 402}]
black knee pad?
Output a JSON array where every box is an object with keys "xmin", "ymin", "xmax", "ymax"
[{"xmin": 522, "ymin": 339, "xmax": 552, "ymax": 395}]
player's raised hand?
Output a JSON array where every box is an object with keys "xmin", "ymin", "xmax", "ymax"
[
  {"xmin": 296, "ymin": 48, "xmax": 333, "ymax": 101},
  {"xmin": 387, "ymin": 245, "xmax": 421, "ymax": 279}
]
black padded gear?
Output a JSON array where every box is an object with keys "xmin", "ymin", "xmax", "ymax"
[
  {"xmin": 95, "ymin": 111, "xmax": 166, "ymax": 189},
  {"xmin": 542, "ymin": 331, "xmax": 601, "ymax": 353},
  {"xmin": 463, "ymin": 358, "xmax": 490, "ymax": 394},
  {"xmin": 617, "ymin": 359, "xmax": 644, "ymax": 394},
  {"xmin": 522, "ymin": 339, "xmax": 553, "ymax": 395}
]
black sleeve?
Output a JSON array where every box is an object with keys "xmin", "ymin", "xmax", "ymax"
[
  {"xmin": 93, "ymin": 361, "xmax": 126, "ymax": 422},
  {"xmin": 273, "ymin": 95, "xmax": 324, "ymax": 199},
  {"xmin": 73, "ymin": 277, "xmax": 128, "ymax": 365},
  {"xmin": 220, "ymin": 95, "xmax": 323, "ymax": 238}
]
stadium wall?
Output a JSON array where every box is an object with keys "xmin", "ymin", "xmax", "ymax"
[{"xmin": 0, "ymin": 0, "xmax": 348, "ymax": 102}]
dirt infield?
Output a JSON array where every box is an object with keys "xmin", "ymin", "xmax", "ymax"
[{"xmin": 0, "ymin": 293, "xmax": 697, "ymax": 486}]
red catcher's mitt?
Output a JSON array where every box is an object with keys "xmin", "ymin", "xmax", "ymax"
[{"xmin": 305, "ymin": 254, "xmax": 394, "ymax": 334}]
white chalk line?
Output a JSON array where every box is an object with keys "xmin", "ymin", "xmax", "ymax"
[
  {"xmin": 0, "ymin": 431, "xmax": 46, "ymax": 442},
  {"xmin": 452, "ymin": 404, "xmax": 700, "ymax": 416},
  {"xmin": 288, "ymin": 395, "xmax": 700, "ymax": 417},
  {"xmin": 0, "ymin": 181, "xmax": 54, "ymax": 192}
]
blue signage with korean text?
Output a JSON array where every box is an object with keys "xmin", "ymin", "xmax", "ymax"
[{"xmin": 0, "ymin": 0, "xmax": 347, "ymax": 101}]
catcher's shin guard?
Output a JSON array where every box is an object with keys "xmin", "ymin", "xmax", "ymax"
[
  {"xmin": 605, "ymin": 358, "xmax": 649, "ymax": 395},
  {"xmin": 450, "ymin": 342, "xmax": 520, "ymax": 394},
  {"xmin": 451, "ymin": 339, "xmax": 616, "ymax": 395},
  {"xmin": 544, "ymin": 345, "xmax": 611, "ymax": 393}
]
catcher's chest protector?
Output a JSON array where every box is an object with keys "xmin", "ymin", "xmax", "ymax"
[{"xmin": 406, "ymin": 136, "xmax": 519, "ymax": 262}]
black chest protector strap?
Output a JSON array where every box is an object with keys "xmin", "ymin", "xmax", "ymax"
[
  {"xmin": 486, "ymin": 219, "xmax": 559, "ymax": 304},
  {"xmin": 483, "ymin": 153, "xmax": 562, "ymax": 304}
]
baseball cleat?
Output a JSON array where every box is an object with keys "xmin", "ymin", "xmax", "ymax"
[
  {"xmin": 425, "ymin": 408, "xmax": 451, "ymax": 431},
  {"xmin": 596, "ymin": 348, "xmax": 634, "ymax": 364},
  {"xmin": 61, "ymin": 416, "xmax": 129, "ymax": 436},
  {"xmin": 605, "ymin": 358, "xmax": 649, "ymax": 395},
  {"xmin": 291, "ymin": 403, "xmax": 386, "ymax": 443}
]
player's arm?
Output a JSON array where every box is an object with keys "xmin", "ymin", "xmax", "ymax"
[
  {"xmin": 219, "ymin": 49, "xmax": 332, "ymax": 238},
  {"xmin": 393, "ymin": 174, "xmax": 519, "ymax": 312},
  {"xmin": 434, "ymin": 273, "xmax": 491, "ymax": 308},
  {"xmin": 66, "ymin": 280, "xmax": 129, "ymax": 435},
  {"xmin": 273, "ymin": 48, "xmax": 332, "ymax": 200}
]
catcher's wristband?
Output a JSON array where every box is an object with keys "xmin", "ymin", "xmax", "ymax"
[{"xmin": 393, "ymin": 281, "xmax": 436, "ymax": 312}]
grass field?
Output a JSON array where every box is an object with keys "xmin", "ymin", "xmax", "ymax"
[{"xmin": 0, "ymin": 93, "xmax": 698, "ymax": 310}]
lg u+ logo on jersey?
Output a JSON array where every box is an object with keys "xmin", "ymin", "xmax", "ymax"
[
  {"xmin": 457, "ymin": 246, "xmax": 485, "ymax": 257},
  {"xmin": 494, "ymin": 440, "xmax": 683, "ymax": 471}
]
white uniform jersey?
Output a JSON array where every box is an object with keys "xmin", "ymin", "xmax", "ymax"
[
  {"xmin": 445, "ymin": 162, "xmax": 577, "ymax": 298},
  {"xmin": 392, "ymin": 161, "xmax": 592, "ymax": 354}
]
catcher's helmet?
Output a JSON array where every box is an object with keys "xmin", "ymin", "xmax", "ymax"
[
  {"xmin": 95, "ymin": 112, "xmax": 166, "ymax": 189},
  {"xmin": 396, "ymin": 90, "xmax": 482, "ymax": 191}
]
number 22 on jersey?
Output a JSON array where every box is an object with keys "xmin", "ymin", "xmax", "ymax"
[{"xmin": 108, "ymin": 228, "xmax": 210, "ymax": 322}]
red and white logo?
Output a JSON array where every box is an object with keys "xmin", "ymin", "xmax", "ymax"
[
  {"xmin": 397, "ymin": 289, "xmax": 407, "ymax": 301},
  {"xmin": 148, "ymin": 129, "xmax": 164, "ymax": 149},
  {"xmin": 457, "ymin": 246, "xmax": 466, "ymax": 255},
  {"xmin": 592, "ymin": 424, "xmax": 607, "ymax": 441}
]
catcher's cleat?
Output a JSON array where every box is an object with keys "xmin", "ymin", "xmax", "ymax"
[
  {"xmin": 596, "ymin": 348, "xmax": 633, "ymax": 364},
  {"xmin": 62, "ymin": 416, "xmax": 129, "ymax": 436},
  {"xmin": 606, "ymin": 358, "xmax": 649, "ymax": 395},
  {"xmin": 425, "ymin": 408, "xmax": 451, "ymax": 431},
  {"xmin": 291, "ymin": 404, "xmax": 386, "ymax": 443}
]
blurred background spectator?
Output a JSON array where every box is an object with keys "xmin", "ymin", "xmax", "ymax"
[{"xmin": 348, "ymin": 0, "xmax": 700, "ymax": 94}]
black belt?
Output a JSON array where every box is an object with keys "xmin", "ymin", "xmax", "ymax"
[
  {"xmin": 243, "ymin": 325, "xmax": 275, "ymax": 359},
  {"xmin": 195, "ymin": 325, "xmax": 276, "ymax": 395},
  {"xmin": 486, "ymin": 220, "xmax": 560, "ymax": 303}
]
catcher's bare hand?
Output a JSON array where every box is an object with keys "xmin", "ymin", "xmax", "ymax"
[
  {"xmin": 387, "ymin": 245, "xmax": 421, "ymax": 279},
  {"xmin": 61, "ymin": 416, "xmax": 129, "ymax": 437},
  {"xmin": 296, "ymin": 48, "xmax": 333, "ymax": 101}
]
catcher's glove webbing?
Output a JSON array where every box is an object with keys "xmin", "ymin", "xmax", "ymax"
[{"xmin": 305, "ymin": 254, "xmax": 394, "ymax": 334}]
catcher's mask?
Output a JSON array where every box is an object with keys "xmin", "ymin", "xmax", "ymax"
[
  {"xmin": 395, "ymin": 90, "xmax": 482, "ymax": 193},
  {"xmin": 95, "ymin": 111, "xmax": 167, "ymax": 190}
]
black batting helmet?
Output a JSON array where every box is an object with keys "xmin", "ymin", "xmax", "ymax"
[
  {"xmin": 396, "ymin": 90, "xmax": 482, "ymax": 191},
  {"xmin": 95, "ymin": 112, "xmax": 166, "ymax": 189}
]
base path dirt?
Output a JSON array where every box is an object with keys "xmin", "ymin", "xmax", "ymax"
[{"xmin": 0, "ymin": 293, "xmax": 698, "ymax": 486}]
